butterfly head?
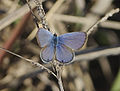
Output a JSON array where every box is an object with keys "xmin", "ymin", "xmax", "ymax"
[{"xmin": 53, "ymin": 33, "xmax": 57, "ymax": 37}]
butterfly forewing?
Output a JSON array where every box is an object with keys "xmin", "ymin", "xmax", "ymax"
[
  {"xmin": 58, "ymin": 32, "xmax": 87, "ymax": 50},
  {"xmin": 56, "ymin": 44, "xmax": 74, "ymax": 63},
  {"xmin": 36, "ymin": 28, "xmax": 53, "ymax": 47},
  {"xmin": 40, "ymin": 42, "xmax": 54, "ymax": 63}
]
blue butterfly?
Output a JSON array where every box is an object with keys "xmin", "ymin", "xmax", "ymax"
[{"xmin": 36, "ymin": 28, "xmax": 87, "ymax": 63}]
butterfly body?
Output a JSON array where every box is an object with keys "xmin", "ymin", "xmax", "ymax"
[
  {"xmin": 52, "ymin": 34, "xmax": 58, "ymax": 47},
  {"xmin": 36, "ymin": 28, "xmax": 87, "ymax": 64}
]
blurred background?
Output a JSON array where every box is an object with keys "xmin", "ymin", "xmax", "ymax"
[{"xmin": 0, "ymin": 0, "xmax": 120, "ymax": 91}]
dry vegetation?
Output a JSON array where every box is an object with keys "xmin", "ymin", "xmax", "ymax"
[{"xmin": 0, "ymin": 0, "xmax": 120, "ymax": 91}]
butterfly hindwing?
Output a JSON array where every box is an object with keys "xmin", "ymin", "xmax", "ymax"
[
  {"xmin": 40, "ymin": 42, "xmax": 54, "ymax": 63},
  {"xmin": 56, "ymin": 43, "xmax": 74, "ymax": 63},
  {"xmin": 36, "ymin": 28, "xmax": 53, "ymax": 47},
  {"xmin": 58, "ymin": 32, "xmax": 87, "ymax": 50}
]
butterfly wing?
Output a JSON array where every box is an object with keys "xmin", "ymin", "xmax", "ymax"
[
  {"xmin": 56, "ymin": 44, "xmax": 74, "ymax": 63},
  {"xmin": 36, "ymin": 28, "xmax": 53, "ymax": 47},
  {"xmin": 40, "ymin": 42, "xmax": 54, "ymax": 63},
  {"xmin": 58, "ymin": 32, "xmax": 87, "ymax": 50}
]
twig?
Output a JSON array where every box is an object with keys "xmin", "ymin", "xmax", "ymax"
[
  {"xmin": 58, "ymin": 76, "xmax": 64, "ymax": 91},
  {"xmin": 34, "ymin": 0, "xmax": 49, "ymax": 30},
  {"xmin": 55, "ymin": 65, "xmax": 64, "ymax": 91},
  {"xmin": 86, "ymin": 8, "xmax": 120, "ymax": 36},
  {"xmin": 74, "ymin": 45, "xmax": 120, "ymax": 62},
  {"xmin": 0, "ymin": 47, "xmax": 57, "ymax": 78}
]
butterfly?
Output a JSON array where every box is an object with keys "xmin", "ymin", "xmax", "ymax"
[{"xmin": 36, "ymin": 28, "xmax": 87, "ymax": 64}]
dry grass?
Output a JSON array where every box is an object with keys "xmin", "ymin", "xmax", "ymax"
[{"xmin": 0, "ymin": 0, "xmax": 120, "ymax": 91}]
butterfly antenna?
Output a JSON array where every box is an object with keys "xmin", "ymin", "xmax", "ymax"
[
  {"xmin": 86, "ymin": 8, "xmax": 120, "ymax": 36},
  {"xmin": 34, "ymin": 0, "xmax": 50, "ymax": 30},
  {"xmin": 26, "ymin": 0, "xmax": 40, "ymax": 29}
]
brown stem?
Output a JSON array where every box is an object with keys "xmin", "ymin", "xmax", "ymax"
[{"xmin": 0, "ymin": 12, "xmax": 31, "ymax": 63}]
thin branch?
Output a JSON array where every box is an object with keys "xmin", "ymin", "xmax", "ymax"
[
  {"xmin": 0, "ymin": 47, "xmax": 57, "ymax": 78},
  {"xmin": 74, "ymin": 45, "xmax": 120, "ymax": 62},
  {"xmin": 56, "ymin": 65, "xmax": 64, "ymax": 91},
  {"xmin": 58, "ymin": 77, "xmax": 64, "ymax": 91},
  {"xmin": 86, "ymin": 8, "xmax": 120, "ymax": 36},
  {"xmin": 34, "ymin": 0, "xmax": 49, "ymax": 30}
]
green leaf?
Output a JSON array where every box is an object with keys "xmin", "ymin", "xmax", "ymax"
[{"xmin": 111, "ymin": 69, "xmax": 120, "ymax": 91}]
